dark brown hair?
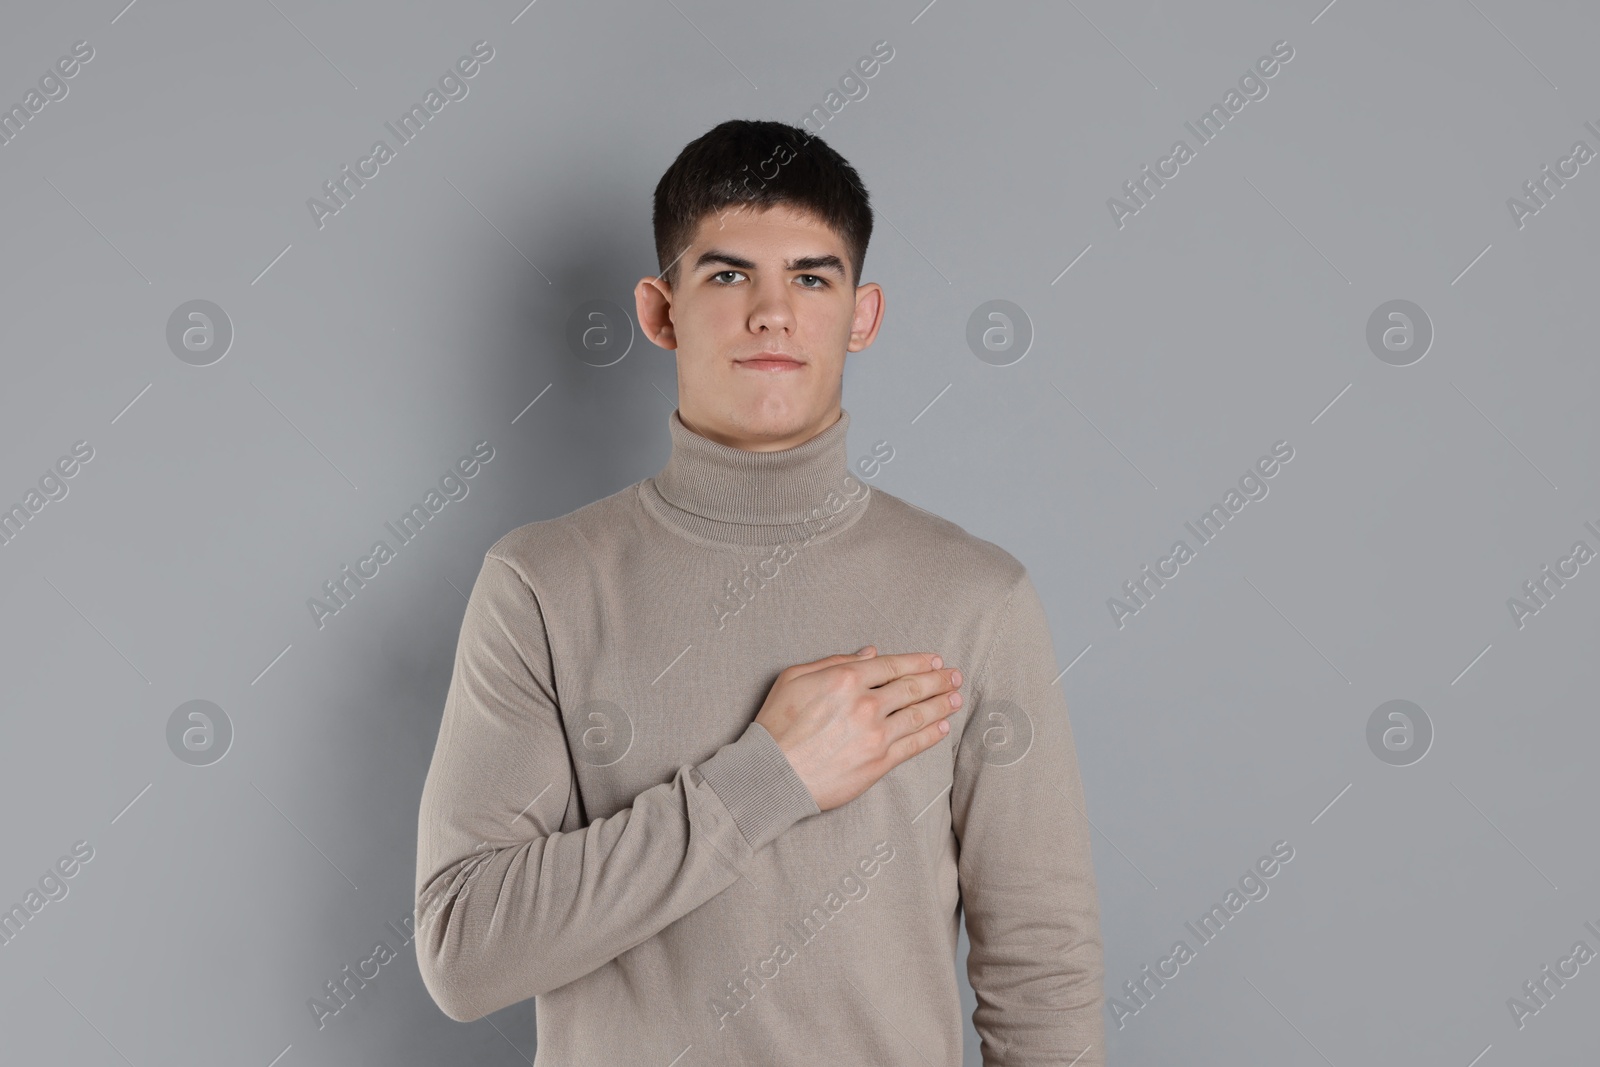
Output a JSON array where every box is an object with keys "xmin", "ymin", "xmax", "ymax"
[{"xmin": 651, "ymin": 119, "xmax": 873, "ymax": 290}]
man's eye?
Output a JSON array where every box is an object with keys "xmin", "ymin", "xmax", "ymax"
[{"xmin": 710, "ymin": 271, "xmax": 826, "ymax": 287}]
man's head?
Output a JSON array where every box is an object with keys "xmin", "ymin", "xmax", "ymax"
[{"xmin": 635, "ymin": 119, "xmax": 883, "ymax": 451}]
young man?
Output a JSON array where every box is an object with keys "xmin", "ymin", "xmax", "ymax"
[{"xmin": 415, "ymin": 119, "xmax": 1105, "ymax": 1066}]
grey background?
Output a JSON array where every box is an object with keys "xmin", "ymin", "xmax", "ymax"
[{"xmin": 2, "ymin": 0, "xmax": 1596, "ymax": 1064}]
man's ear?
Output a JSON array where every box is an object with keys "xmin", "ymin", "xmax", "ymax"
[
  {"xmin": 847, "ymin": 281, "xmax": 884, "ymax": 353},
  {"xmin": 634, "ymin": 275, "xmax": 678, "ymax": 350}
]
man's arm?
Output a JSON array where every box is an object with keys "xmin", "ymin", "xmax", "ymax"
[
  {"xmin": 951, "ymin": 568, "xmax": 1106, "ymax": 1066},
  {"xmin": 414, "ymin": 552, "xmax": 821, "ymax": 1022}
]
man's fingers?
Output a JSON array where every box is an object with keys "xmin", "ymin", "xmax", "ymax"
[
  {"xmin": 874, "ymin": 666, "xmax": 962, "ymax": 718},
  {"xmin": 860, "ymin": 651, "xmax": 944, "ymax": 689},
  {"xmin": 884, "ymin": 704, "xmax": 957, "ymax": 765},
  {"xmin": 784, "ymin": 648, "xmax": 877, "ymax": 680}
]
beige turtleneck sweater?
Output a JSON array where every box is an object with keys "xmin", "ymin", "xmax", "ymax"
[{"xmin": 414, "ymin": 407, "xmax": 1105, "ymax": 1066}]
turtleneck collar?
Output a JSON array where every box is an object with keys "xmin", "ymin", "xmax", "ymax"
[{"xmin": 638, "ymin": 407, "xmax": 872, "ymax": 549}]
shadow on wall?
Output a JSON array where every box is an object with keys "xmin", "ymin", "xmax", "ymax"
[{"xmin": 322, "ymin": 157, "xmax": 680, "ymax": 1061}]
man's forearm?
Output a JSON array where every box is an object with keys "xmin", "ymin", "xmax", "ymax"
[{"xmin": 414, "ymin": 554, "xmax": 820, "ymax": 1021}]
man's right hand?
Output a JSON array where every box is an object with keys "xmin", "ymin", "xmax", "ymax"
[{"xmin": 753, "ymin": 646, "xmax": 963, "ymax": 812}]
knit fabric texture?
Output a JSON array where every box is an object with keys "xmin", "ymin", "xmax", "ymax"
[{"xmin": 415, "ymin": 407, "xmax": 1105, "ymax": 1065}]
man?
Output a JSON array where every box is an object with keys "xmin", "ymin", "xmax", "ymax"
[{"xmin": 415, "ymin": 118, "xmax": 1105, "ymax": 1066}]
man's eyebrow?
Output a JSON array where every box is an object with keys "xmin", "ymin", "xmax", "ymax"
[{"xmin": 691, "ymin": 250, "xmax": 848, "ymax": 277}]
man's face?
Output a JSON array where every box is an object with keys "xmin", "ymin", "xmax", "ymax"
[{"xmin": 635, "ymin": 202, "xmax": 883, "ymax": 451}]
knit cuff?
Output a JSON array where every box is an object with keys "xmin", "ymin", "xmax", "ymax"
[{"xmin": 696, "ymin": 720, "xmax": 822, "ymax": 853}]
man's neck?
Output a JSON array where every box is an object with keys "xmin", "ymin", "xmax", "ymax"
[{"xmin": 643, "ymin": 405, "xmax": 867, "ymax": 548}]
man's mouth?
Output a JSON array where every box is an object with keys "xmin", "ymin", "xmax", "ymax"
[{"xmin": 735, "ymin": 353, "xmax": 805, "ymax": 371}]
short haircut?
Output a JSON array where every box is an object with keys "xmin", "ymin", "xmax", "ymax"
[{"xmin": 651, "ymin": 119, "xmax": 873, "ymax": 291}]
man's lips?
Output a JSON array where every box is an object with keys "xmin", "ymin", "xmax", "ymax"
[{"xmin": 736, "ymin": 354, "xmax": 805, "ymax": 370}]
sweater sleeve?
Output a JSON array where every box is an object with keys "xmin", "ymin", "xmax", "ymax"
[
  {"xmin": 951, "ymin": 568, "xmax": 1106, "ymax": 1066},
  {"xmin": 414, "ymin": 552, "xmax": 822, "ymax": 1022}
]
